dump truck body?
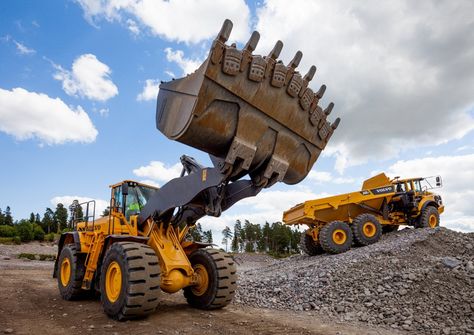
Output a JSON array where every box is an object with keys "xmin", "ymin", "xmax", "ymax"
[
  {"xmin": 284, "ymin": 173, "xmax": 444, "ymax": 255},
  {"xmin": 54, "ymin": 19, "xmax": 340, "ymax": 320}
]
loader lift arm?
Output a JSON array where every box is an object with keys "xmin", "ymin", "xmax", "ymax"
[{"xmin": 138, "ymin": 155, "xmax": 263, "ymax": 228}]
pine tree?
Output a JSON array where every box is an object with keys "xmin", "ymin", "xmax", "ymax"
[
  {"xmin": 221, "ymin": 226, "xmax": 232, "ymax": 252},
  {"xmin": 35, "ymin": 213, "xmax": 41, "ymax": 225},
  {"xmin": 231, "ymin": 220, "xmax": 242, "ymax": 252},
  {"xmin": 189, "ymin": 222, "xmax": 203, "ymax": 242},
  {"xmin": 102, "ymin": 207, "xmax": 110, "ymax": 217},
  {"xmin": 203, "ymin": 230, "xmax": 213, "ymax": 244},
  {"xmin": 4, "ymin": 206, "xmax": 13, "ymax": 226},
  {"xmin": 41, "ymin": 208, "xmax": 54, "ymax": 234},
  {"xmin": 29, "ymin": 212, "xmax": 35, "ymax": 223},
  {"xmin": 0, "ymin": 208, "xmax": 4, "ymax": 225},
  {"xmin": 54, "ymin": 203, "xmax": 68, "ymax": 232}
]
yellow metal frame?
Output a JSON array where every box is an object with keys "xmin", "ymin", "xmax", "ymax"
[{"xmin": 73, "ymin": 180, "xmax": 203, "ymax": 294}]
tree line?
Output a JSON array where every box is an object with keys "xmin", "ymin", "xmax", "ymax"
[{"xmin": 222, "ymin": 219, "xmax": 301, "ymax": 256}]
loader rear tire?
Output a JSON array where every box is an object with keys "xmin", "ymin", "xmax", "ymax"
[
  {"xmin": 417, "ymin": 206, "xmax": 440, "ymax": 228},
  {"xmin": 100, "ymin": 242, "xmax": 161, "ymax": 321},
  {"xmin": 300, "ymin": 231, "xmax": 323, "ymax": 256},
  {"xmin": 319, "ymin": 221, "xmax": 353, "ymax": 254},
  {"xmin": 352, "ymin": 214, "xmax": 382, "ymax": 246},
  {"xmin": 57, "ymin": 244, "xmax": 87, "ymax": 300},
  {"xmin": 184, "ymin": 249, "xmax": 237, "ymax": 310}
]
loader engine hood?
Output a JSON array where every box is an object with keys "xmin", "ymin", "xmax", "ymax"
[{"xmin": 156, "ymin": 19, "xmax": 340, "ymax": 187}]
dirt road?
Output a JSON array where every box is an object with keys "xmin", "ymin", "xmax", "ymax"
[{"xmin": 0, "ymin": 246, "xmax": 396, "ymax": 335}]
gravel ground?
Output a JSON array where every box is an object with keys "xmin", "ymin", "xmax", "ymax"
[
  {"xmin": 235, "ymin": 227, "xmax": 474, "ymax": 335},
  {"xmin": 0, "ymin": 241, "xmax": 57, "ymax": 269}
]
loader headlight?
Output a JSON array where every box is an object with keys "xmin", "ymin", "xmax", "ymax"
[{"xmin": 434, "ymin": 195, "xmax": 442, "ymax": 205}]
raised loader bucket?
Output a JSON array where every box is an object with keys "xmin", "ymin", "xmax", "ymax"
[{"xmin": 156, "ymin": 19, "xmax": 340, "ymax": 187}]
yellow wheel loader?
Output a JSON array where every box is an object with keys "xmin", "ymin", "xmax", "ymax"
[
  {"xmin": 283, "ymin": 173, "xmax": 444, "ymax": 255},
  {"xmin": 53, "ymin": 19, "xmax": 340, "ymax": 320}
]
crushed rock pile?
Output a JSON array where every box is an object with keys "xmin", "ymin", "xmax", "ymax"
[{"xmin": 235, "ymin": 227, "xmax": 474, "ymax": 335}]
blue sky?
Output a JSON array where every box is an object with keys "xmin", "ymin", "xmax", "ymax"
[{"xmin": 1, "ymin": 0, "xmax": 473, "ymax": 244}]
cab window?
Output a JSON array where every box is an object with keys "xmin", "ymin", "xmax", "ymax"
[
  {"xmin": 395, "ymin": 183, "xmax": 406, "ymax": 192},
  {"xmin": 113, "ymin": 186, "xmax": 123, "ymax": 212},
  {"xmin": 413, "ymin": 180, "xmax": 422, "ymax": 193}
]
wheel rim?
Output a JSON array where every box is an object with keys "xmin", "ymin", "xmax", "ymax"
[
  {"xmin": 429, "ymin": 214, "xmax": 437, "ymax": 228},
  {"xmin": 332, "ymin": 229, "xmax": 347, "ymax": 245},
  {"xmin": 60, "ymin": 258, "xmax": 71, "ymax": 287},
  {"xmin": 192, "ymin": 264, "xmax": 209, "ymax": 296},
  {"xmin": 105, "ymin": 261, "xmax": 122, "ymax": 303},
  {"xmin": 362, "ymin": 222, "xmax": 376, "ymax": 237}
]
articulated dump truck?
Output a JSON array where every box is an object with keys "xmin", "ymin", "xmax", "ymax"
[
  {"xmin": 283, "ymin": 173, "xmax": 444, "ymax": 255},
  {"xmin": 53, "ymin": 19, "xmax": 340, "ymax": 320}
]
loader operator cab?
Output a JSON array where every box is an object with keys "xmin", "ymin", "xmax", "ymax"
[{"xmin": 111, "ymin": 181, "xmax": 158, "ymax": 220}]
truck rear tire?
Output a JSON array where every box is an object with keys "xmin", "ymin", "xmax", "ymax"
[
  {"xmin": 100, "ymin": 242, "xmax": 161, "ymax": 321},
  {"xmin": 417, "ymin": 206, "xmax": 440, "ymax": 228},
  {"xmin": 352, "ymin": 214, "xmax": 382, "ymax": 246},
  {"xmin": 184, "ymin": 249, "xmax": 237, "ymax": 310},
  {"xmin": 57, "ymin": 244, "xmax": 87, "ymax": 300},
  {"xmin": 300, "ymin": 231, "xmax": 323, "ymax": 256},
  {"xmin": 319, "ymin": 221, "xmax": 353, "ymax": 254}
]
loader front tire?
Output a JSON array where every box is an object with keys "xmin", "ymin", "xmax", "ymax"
[
  {"xmin": 57, "ymin": 244, "xmax": 87, "ymax": 300},
  {"xmin": 352, "ymin": 214, "xmax": 382, "ymax": 246},
  {"xmin": 417, "ymin": 206, "xmax": 440, "ymax": 228},
  {"xmin": 184, "ymin": 249, "xmax": 237, "ymax": 310},
  {"xmin": 319, "ymin": 221, "xmax": 353, "ymax": 254},
  {"xmin": 100, "ymin": 242, "xmax": 160, "ymax": 321},
  {"xmin": 300, "ymin": 231, "xmax": 323, "ymax": 256}
]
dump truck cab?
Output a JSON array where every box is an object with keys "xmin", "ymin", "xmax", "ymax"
[{"xmin": 391, "ymin": 176, "xmax": 444, "ymax": 224}]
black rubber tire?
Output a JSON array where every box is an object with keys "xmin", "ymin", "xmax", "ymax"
[
  {"xmin": 184, "ymin": 249, "xmax": 237, "ymax": 310},
  {"xmin": 57, "ymin": 244, "xmax": 87, "ymax": 300},
  {"xmin": 352, "ymin": 214, "xmax": 382, "ymax": 246},
  {"xmin": 319, "ymin": 221, "xmax": 353, "ymax": 254},
  {"xmin": 100, "ymin": 242, "xmax": 161, "ymax": 321},
  {"xmin": 382, "ymin": 225, "xmax": 399, "ymax": 234},
  {"xmin": 300, "ymin": 230, "xmax": 323, "ymax": 256},
  {"xmin": 416, "ymin": 206, "xmax": 440, "ymax": 228}
]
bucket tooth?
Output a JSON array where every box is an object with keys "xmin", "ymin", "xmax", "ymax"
[
  {"xmin": 218, "ymin": 19, "xmax": 233, "ymax": 42},
  {"xmin": 324, "ymin": 102, "xmax": 334, "ymax": 116},
  {"xmin": 288, "ymin": 51, "xmax": 303, "ymax": 69},
  {"xmin": 316, "ymin": 85, "xmax": 326, "ymax": 99},
  {"xmin": 155, "ymin": 19, "xmax": 341, "ymax": 186},
  {"xmin": 332, "ymin": 117, "xmax": 341, "ymax": 130},
  {"xmin": 268, "ymin": 40, "xmax": 283, "ymax": 59},
  {"xmin": 303, "ymin": 65, "xmax": 316, "ymax": 83},
  {"xmin": 244, "ymin": 31, "xmax": 260, "ymax": 52}
]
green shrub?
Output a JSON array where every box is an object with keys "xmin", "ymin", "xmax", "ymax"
[
  {"xmin": 0, "ymin": 237, "xmax": 14, "ymax": 244},
  {"xmin": 13, "ymin": 236, "xmax": 21, "ymax": 245},
  {"xmin": 18, "ymin": 253, "xmax": 36, "ymax": 260},
  {"xmin": 0, "ymin": 225, "xmax": 16, "ymax": 237},
  {"xmin": 44, "ymin": 233, "xmax": 55, "ymax": 242},
  {"xmin": 32, "ymin": 224, "xmax": 45, "ymax": 241},
  {"xmin": 16, "ymin": 222, "xmax": 34, "ymax": 242}
]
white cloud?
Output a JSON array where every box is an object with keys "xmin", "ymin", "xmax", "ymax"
[
  {"xmin": 13, "ymin": 40, "xmax": 35, "ymax": 55},
  {"xmin": 126, "ymin": 19, "xmax": 140, "ymax": 35},
  {"xmin": 255, "ymin": 0, "xmax": 474, "ymax": 172},
  {"xmin": 53, "ymin": 54, "xmax": 118, "ymax": 102},
  {"xmin": 308, "ymin": 170, "xmax": 355, "ymax": 184},
  {"xmin": 51, "ymin": 196, "xmax": 109, "ymax": 218},
  {"xmin": 0, "ymin": 87, "xmax": 97, "ymax": 144},
  {"xmin": 75, "ymin": 0, "xmax": 251, "ymax": 44},
  {"xmin": 164, "ymin": 48, "xmax": 202, "ymax": 76},
  {"xmin": 387, "ymin": 154, "xmax": 474, "ymax": 231},
  {"xmin": 133, "ymin": 160, "xmax": 182, "ymax": 182},
  {"xmin": 137, "ymin": 79, "xmax": 160, "ymax": 101}
]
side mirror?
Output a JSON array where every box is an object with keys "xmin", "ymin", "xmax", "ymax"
[
  {"xmin": 436, "ymin": 176, "xmax": 442, "ymax": 187},
  {"xmin": 122, "ymin": 183, "xmax": 129, "ymax": 195}
]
